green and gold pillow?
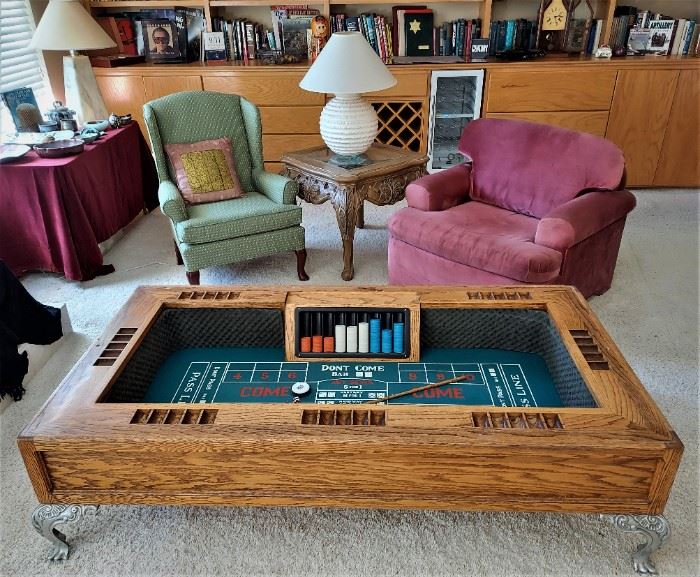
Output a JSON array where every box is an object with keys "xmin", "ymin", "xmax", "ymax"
[{"xmin": 165, "ymin": 137, "xmax": 244, "ymax": 204}]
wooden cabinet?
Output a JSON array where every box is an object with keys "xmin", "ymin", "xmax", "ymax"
[
  {"xmin": 365, "ymin": 70, "xmax": 429, "ymax": 98},
  {"xmin": 606, "ymin": 70, "xmax": 680, "ymax": 187},
  {"xmin": 485, "ymin": 69, "xmax": 616, "ymax": 112},
  {"xmin": 259, "ymin": 106, "xmax": 322, "ymax": 134},
  {"xmin": 483, "ymin": 68, "xmax": 615, "ymax": 138},
  {"xmin": 95, "ymin": 75, "xmax": 146, "ymax": 131},
  {"xmin": 485, "ymin": 111, "xmax": 609, "ymax": 137},
  {"xmin": 143, "ymin": 75, "xmax": 202, "ymax": 102},
  {"xmin": 653, "ymin": 70, "xmax": 700, "ymax": 187},
  {"xmin": 203, "ymin": 73, "xmax": 323, "ymax": 106},
  {"xmin": 93, "ymin": 58, "xmax": 699, "ymax": 187}
]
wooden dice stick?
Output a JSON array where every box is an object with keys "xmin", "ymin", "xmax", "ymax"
[{"xmin": 363, "ymin": 374, "xmax": 471, "ymax": 404}]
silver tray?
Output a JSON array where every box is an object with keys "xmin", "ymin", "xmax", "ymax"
[{"xmin": 34, "ymin": 138, "xmax": 84, "ymax": 158}]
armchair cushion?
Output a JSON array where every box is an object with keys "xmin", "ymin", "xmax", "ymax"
[
  {"xmin": 165, "ymin": 137, "xmax": 244, "ymax": 204},
  {"xmin": 405, "ymin": 163, "xmax": 472, "ymax": 211},
  {"xmin": 388, "ymin": 201, "xmax": 562, "ymax": 283},
  {"xmin": 459, "ymin": 119, "xmax": 625, "ymax": 218},
  {"xmin": 535, "ymin": 190, "xmax": 637, "ymax": 253},
  {"xmin": 175, "ymin": 190, "xmax": 302, "ymax": 245}
]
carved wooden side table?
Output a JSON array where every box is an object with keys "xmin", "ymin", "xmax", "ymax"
[{"xmin": 282, "ymin": 144, "xmax": 428, "ymax": 280}]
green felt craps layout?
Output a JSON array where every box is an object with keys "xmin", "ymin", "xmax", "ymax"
[{"xmin": 143, "ymin": 347, "xmax": 563, "ymax": 407}]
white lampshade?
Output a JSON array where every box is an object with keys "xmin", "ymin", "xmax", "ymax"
[
  {"xmin": 300, "ymin": 32, "xmax": 396, "ymax": 95},
  {"xmin": 29, "ymin": 0, "xmax": 116, "ymax": 51}
]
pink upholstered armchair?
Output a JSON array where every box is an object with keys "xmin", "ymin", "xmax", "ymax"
[{"xmin": 388, "ymin": 119, "xmax": 636, "ymax": 297}]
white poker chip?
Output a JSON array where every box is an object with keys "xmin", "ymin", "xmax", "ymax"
[{"xmin": 291, "ymin": 382, "xmax": 311, "ymax": 396}]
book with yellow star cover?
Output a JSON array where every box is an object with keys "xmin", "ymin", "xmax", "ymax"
[{"xmin": 404, "ymin": 9, "xmax": 433, "ymax": 56}]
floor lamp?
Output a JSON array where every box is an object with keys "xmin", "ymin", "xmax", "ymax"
[{"xmin": 29, "ymin": 0, "xmax": 116, "ymax": 126}]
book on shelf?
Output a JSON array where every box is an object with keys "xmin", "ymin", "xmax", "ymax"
[
  {"xmin": 203, "ymin": 31, "xmax": 227, "ymax": 62},
  {"xmin": 627, "ymin": 27, "xmax": 650, "ymax": 55},
  {"xmin": 564, "ymin": 19, "xmax": 590, "ymax": 53},
  {"xmin": 175, "ymin": 7, "xmax": 205, "ymax": 62},
  {"xmin": 281, "ymin": 16, "xmax": 312, "ymax": 58},
  {"xmin": 141, "ymin": 18, "xmax": 184, "ymax": 62},
  {"xmin": 647, "ymin": 19, "xmax": 676, "ymax": 55},
  {"xmin": 271, "ymin": 5, "xmax": 318, "ymax": 56},
  {"xmin": 94, "ymin": 16, "xmax": 138, "ymax": 56},
  {"xmin": 392, "ymin": 5, "xmax": 424, "ymax": 56}
]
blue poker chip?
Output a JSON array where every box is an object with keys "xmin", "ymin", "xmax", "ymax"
[{"xmin": 291, "ymin": 382, "xmax": 311, "ymax": 396}]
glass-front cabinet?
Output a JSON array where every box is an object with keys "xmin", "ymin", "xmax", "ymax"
[{"xmin": 427, "ymin": 70, "xmax": 485, "ymax": 172}]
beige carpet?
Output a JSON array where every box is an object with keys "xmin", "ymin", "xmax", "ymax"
[{"xmin": 1, "ymin": 191, "xmax": 698, "ymax": 577}]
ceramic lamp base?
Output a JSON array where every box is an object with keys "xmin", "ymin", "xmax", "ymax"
[
  {"xmin": 320, "ymin": 94, "xmax": 377, "ymax": 157},
  {"xmin": 63, "ymin": 54, "xmax": 109, "ymax": 127}
]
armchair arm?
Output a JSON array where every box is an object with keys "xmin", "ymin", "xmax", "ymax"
[
  {"xmin": 253, "ymin": 169, "xmax": 298, "ymax": 205},
  {"xmin": 405, "ymin": 163, "xmax": 472, "ymax": 211},
  {"xmin": 535, "ymin": 190, "xmax": 636, "ymax": 253},
  {"xmin": 158, "ymin": 180, "xmax": 188, "ymax": 224}
]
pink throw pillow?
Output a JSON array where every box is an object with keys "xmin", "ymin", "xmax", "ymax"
[{"xmin": 165, "ymin": 137, "xmax": 244, "ymax": 204}]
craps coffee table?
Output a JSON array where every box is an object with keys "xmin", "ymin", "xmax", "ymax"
[{"xmin": 19, "ymin": 286, "xmax": 683, "ymax": 573}]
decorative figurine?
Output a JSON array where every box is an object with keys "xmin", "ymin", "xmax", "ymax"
[
  {"xmin": 45, "ymin": 101, "xmax": 76, "ymax": 125},
  {"xmin": 595, "ymin": 45, "xmax": 613, "ymax": 58},
  {"xmin": 310, "ymin": 15, "xmax": 328, "ymax": 63},
  {"xmin": 108, "ymin": 113, "xmax": 132, "ymax": 128}
]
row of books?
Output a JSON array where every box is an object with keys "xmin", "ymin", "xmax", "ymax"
[
  {"xmin": 611, "ymin": 6, "xmax": 700, "ymax": 56},
  {"xmin": 625, "ymin": 13, "xmax": 699, "ymax": 56},
  {"xmin": 487, "ymin": 19, "xmax": 538, "ymax": 55},
  {"xmin": 330, "ymin": 13, "xmax": 393, "ymax": 64},
  {"xmin": 331, "ymin": 10, "xmax": 484, "ymax": 61},
  {"xmin": 209, "ymin": 17, "xmax": 271, "ymax": 61},
  {"xmin": 436, "ymin": 19, "xmax": 482, "ymax": 58}
]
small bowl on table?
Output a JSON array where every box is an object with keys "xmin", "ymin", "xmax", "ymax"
[
  {"xmin": 85, "ymin": 120, "xmax": 110, "ymax": 132},
  {"xmin": 38, "ymin": 122, "xmax": 60, "ymax": 133},
  {"xmin": 34, "ymin": 139, "xmax": 85, "ymax": 158},
  {"xmin": 78, "ymin": 128, "xmax": 100, "ymax": 144}
]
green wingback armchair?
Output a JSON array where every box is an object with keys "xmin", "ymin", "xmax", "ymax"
[{"xmin": 143, "ymin": 91, "xmax": 308, "ymax": 285}]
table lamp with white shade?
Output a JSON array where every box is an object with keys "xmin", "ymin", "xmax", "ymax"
[
  {"xmin": 300, "ymin": 32, "xmax": 396, "ymax": 167},
  {"xmin": 29, "ymin": 0, "xmax": 116, "ymax": 126}
]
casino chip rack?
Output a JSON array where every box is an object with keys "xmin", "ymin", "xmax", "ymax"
[{"xmin": 285, "ymin": 292, "xmax": 421, "ymax": 362}]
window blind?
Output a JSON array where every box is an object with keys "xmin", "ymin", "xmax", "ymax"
[{"xmin": 0, "ymin": 0, "xmax": 45, "ymax": 92}]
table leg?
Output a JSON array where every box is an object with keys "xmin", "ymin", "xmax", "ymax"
[
  {"xmin": 602, "ymin": 514, "xmax": 670, "ymax": 575},
  {"xmin": 329, "ymin": 186, "xmax": 360, "ymax": 281},
  {"xmin": 357, "ymin": 201, "xmax": 365, "ymax": 229},
  {"xmin": 32, "ymin": 504, "xmax": 99, "ymax": 560}
]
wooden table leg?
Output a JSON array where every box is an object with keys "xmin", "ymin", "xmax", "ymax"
[
  {"xmin": 357, "ymin": 201, "xmax": 365, "ymax": 229},
  {"xmin": 329, "ymin": 185, "xmax": 360, "ymax": 281}
]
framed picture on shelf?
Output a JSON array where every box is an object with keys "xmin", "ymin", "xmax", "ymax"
[{"xmin": 142, "ymin": 19, "xmax": 183, "ymax": 62}]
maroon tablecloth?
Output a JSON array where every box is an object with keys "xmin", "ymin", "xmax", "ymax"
[{"xmin": 0, "ymin": 123, "xmax": 158, "ymax": 281}]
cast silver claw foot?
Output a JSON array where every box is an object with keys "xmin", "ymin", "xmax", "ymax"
[
  {"xmin": 602, "ymin": 514, "xmax": 670, "ymax": 575},
  {"xmin": 32, "ymin": 504, "xmax": 99, "ymax": 560}
]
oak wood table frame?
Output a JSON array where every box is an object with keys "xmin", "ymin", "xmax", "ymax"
[
  {"xmin": 18, "ymin": 285, "xmax": 683, "ymax": 573},
  {"xmin": 282, "ymin": 145, "xmax": 428, "ymax": 280}
]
